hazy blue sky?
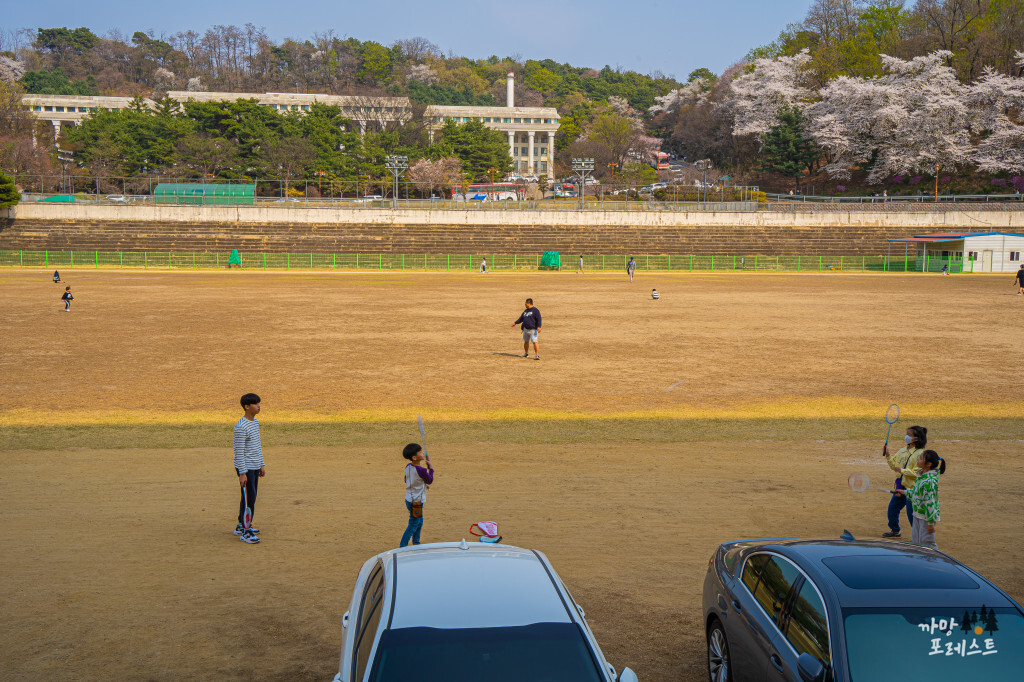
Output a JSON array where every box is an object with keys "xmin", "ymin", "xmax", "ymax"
[{"xmin": 4, "ymin": 0, "xmax": 813, "ymax": 78}]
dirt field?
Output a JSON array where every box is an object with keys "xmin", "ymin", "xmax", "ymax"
[{"xmin": 1, "ymin": 270, "xmax": 1023, "ymax": 681}]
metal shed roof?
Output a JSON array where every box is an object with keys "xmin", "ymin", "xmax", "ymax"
[{"xmin": 888, "ymin": 232, "xmax": 1024, "ymax": 243}]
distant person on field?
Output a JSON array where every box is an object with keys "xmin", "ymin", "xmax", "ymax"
[
  {"xmin": 400, "ymin": 443, "xmax": 434, "ymax": 547},
  {"xmin": 61, "ymin": 286, "xmax": 73, "ymax": 312},
  {"xmin": 511, "ymin": 297, "xmax": 542, "ymax": 360},
  {"xmin": 1015, "ymin": 264, "xmax": 1024, "ymax": 295},
  {"xmin": 881, "ymin": 425, "xmax": 925, "ymax": 538},
  {"xmin": 233, "ymin": 393, "xmax": 265, "ymax": 544},
  {"xmin": 53, "ymin": 270, "xmax": 61, "ymax": 284},
  {"xmin": 479, "ymin": 257, "xmax": 488, "ymax": 274},
  {"xmin": 940, "ymin": 263, "xmax": 949, "ymax": 276},
  {"xmin": 901, "ymin": 450, "xmax": 946, "ymax": 549},
  {"xmin": 651, "ymin": 288, "xmax": 659, "ymax": 300},
  {"xmin": 627, "ymin": 256, "xmax": 637, "ymax": 283},
  {"xmin": 577, "ymin": 255, "xmax": 584, "ymax": 274}
]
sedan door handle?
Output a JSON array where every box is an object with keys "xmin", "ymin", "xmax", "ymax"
[
  {"xmin": 731, "ymin": 600, "xmax": 742, "ymax": 612},
  {"xmin": 770, "ymin": 653, "xmax": 784, "ymax": 672}
]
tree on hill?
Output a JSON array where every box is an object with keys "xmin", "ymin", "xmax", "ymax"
[
  {"xmin": 0, "ymin": 171, "xmax": 21, "ymax": 209},
  {"xmin": 758, "ymin": 105, "xmax": 820, "ymax": 190},
  {"xmin": 19, "ymin": 68, "xmax": 98, "ymax": 95},
  {"xmin": 434, "ymin": 119, "xmax": 511, "ymax": 181}
]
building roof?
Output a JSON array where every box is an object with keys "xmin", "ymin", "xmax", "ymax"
[{"xmin": 889, "ymin": 232, "xmax": 1024, "ymax": 243}]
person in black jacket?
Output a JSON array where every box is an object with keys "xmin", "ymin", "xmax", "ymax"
[{"xmin": 511, "ymin": 298, "xmax": 542, "ymax": 360}]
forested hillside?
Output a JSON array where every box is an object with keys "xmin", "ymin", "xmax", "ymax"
[{"xmin": 1, "ymin": 0, "xmax": 1022, "ymax": 194}]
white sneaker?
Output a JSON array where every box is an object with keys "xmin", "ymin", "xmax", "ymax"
[
  {"xmin": 239, "ymin": 531, "xmax": 260, "ymax": 544},
  {"xmin": 234, "ymin": 524, "xmax": 260, "ymax": 535}
]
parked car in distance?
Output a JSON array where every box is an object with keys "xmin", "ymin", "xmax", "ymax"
[
  {"xmin": 352, "ymin": 195, "xmax": 384, "ymax": 203},
  {"xmin": 333, "ymin": 541, "xmax": 638, "ymax": 682},
  {"xmin": 105, "ymin": 194, "xmax": 130, "ymax": 203},
  {"xmin": 703, "ymin": 535, "xmax": 1024, "ymax": 682}
]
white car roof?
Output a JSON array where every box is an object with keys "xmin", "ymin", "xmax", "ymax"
[{"xmin": 389, "ymin": 545, "xmax": 573, "ymax": 629}]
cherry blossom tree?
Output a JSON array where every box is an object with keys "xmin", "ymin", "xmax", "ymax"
[
  {"xmin": 730, "ymin": 50, "xmax": 814, "ymax": 137},
  {"xmin": 969, "ymin": 53, "xmax": 1024, "ymax": 173}
]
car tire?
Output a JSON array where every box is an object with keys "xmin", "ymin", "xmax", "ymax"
[{"xmin": 707, "ymin": 618, "xmax": 732, "ymax": 682}]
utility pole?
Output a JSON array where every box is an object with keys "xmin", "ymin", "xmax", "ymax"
[
  {"xmin": 385, "ymin": 155, "xmax": 408, "ymax": 209},
  {"xmin": 935, "ymin": 163, "xmax": 940, "ymax": 203},
  {"xmin": 56, "ymin": 148, "xmax": 74, "ymax": 195}
]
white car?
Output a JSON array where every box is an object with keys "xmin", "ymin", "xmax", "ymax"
[
  {"xmin": 105, "ymin": 194, "xmax": 130, "ymax": 203},
  {"xmin": 332, "ymin": 541, "xmax": 638, "ymax": 682},
  {"xmin": 352, "ymin": 195, "xmax": 384, "ymax": 203}
]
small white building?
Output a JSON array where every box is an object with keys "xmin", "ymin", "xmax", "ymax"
[{"xmin": 888, "ymin": 232, "xmax": 1024, "ymax": 273}]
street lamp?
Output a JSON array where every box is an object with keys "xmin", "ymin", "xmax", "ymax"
[
  {"xmin": 56, "ymin": 148, "xmax": 74, "ymax": 195},
  {"xmin": 571, "ymin": 157, "xmax": 594, "ymax": 211},
  {"xmin": 384, "ymin": 155, "xmax": 409, "ymax": 209},
  {"xmin": 695, "ymin": 159, "xmax": 712, "ymax": 203}
]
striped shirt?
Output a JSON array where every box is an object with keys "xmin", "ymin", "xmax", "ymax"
[
  {"xmin": 651, "ymin": 290, "xmax": 659, "ymax": 300},
  {"xmin": 233, "ymin": 417, "xmax": 264, "ymax": 472}
]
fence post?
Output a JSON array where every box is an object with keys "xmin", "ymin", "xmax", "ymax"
[
  {"xmin": 776, "ymin": 255, "xmax": 779, "ymax": 271},
  {"xmin": 690, "ymin": 255, "xmax": 693, "ymax": 271},
  {"xmin": 144, "ymin": 252, "xmax": 148, "ymax": 269},
  {"xmin": 356, "ymin": 254, "xmax": 359, "ymax": 270},
  {"xmin": 448, "ymin": 254, "xmax": 451, "ymax": 271},
  {"xmin": 216, "ymin": 253, "xmax": 219, "ymax": 268},
  {"xmin": 734, "ymin": 255, "xmax": 737, "ymax": 271},
  {"xmin": 711, "ymin": 255, "xmax": 715, "ymax": 270},
  {"xmin": 424, "ymin": 254, "xmax": 427, "ymax": 270},
  {"xmin": 536, "ymin": 255, "xmax": 540, "ymax": 269},
  {"xmin": 334, "ymin": 253, "xmax": 337, "ymax": 270},
  {"xmin": 96, "ymin": 250, "xmax": 98, "ymax": 268},
  {"xmin": 19, "ymin": 250, "xmax": 23, "ymax": 267},
  {"xmin": 287, "ymin": 253, "xmax": 290, "ymax": 269},
  {"xmin": 797, "ymin": 256, "xmax": 801, "ymax": 272},
  {"xmin": 400, "ymin": 254, "xmax": 403, "ymax": 270},
  {"xmin": 862, "ymin": 255, "xmax": 865, "ymax": 272},
  {"xmin": 646, "ymin": 255, "xmax": 649, "ymax": 271},
  {"xmin": 45, "ymin": 250, "xmax": 48, "ymax": 267},
  {"xmin": 601, "ymin": 255, "xmax": 605, "ymax": 270},
  {"xmin": 310, "ymin": 253, "xmax": 313, "ymax": 269},
  {"xmin": 70, "ymin": 251, "xmax": 74, "ymax": 268},
  {"xmin": 120, "ymin": 251, "xmax": 123, "ymax": 268},
  {"xmin": 818, "ymin": 256, "xmax": 822, "ymax": 272},
  {"xmin": 264, "ymin": 253, "xmax": 267, "ymax": 270},
  {"xmin": 840, "ymin": 256, "xmax": 844, "ymax": 271},
  {"xmin": 667, "ymin": 255, "xmax": 671, "ymax": 271},
  {"xmin": 379, "ymin": 253, "xmax": 382, "ymax": 270}
]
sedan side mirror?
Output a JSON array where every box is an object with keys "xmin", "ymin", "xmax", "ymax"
[
  {"xmin": 618, "ymin": 667, "xmax": 638, "ymax": 682},
  {"xmin": 797, "ymin": 653, "xmax": 825, "ymax": 682}
]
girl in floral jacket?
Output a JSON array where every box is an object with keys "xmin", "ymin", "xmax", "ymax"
[{"xmin": 905, "ymin": 450, "xmax": 946, "ymax": 549}]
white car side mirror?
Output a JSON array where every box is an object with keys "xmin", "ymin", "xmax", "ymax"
[
  {"xmin": 342, "ymin": 611, "xmax": 350, "ymax": 629},
  {"xmin": 618, "ymin": 667, "xmax": 638, "ymax": 682}
]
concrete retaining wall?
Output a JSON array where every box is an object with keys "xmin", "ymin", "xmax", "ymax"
[{"xmin": 2, "ymin": 203, "xmax": 1021, "ymax": 256}]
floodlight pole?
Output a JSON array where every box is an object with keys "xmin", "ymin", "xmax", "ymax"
[
  {"xmin": 571, "ymin": 157, "xmax": 594, "ymax": 211},
  {"xmin": 385, "ymin": 155, "xmax": 408, "ymax": 209},
  {"xmin": 56, "ymin": 149, "xmax": 73, "ymax": 194}
]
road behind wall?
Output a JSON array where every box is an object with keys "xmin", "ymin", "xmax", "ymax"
[{"xmin": 1, "ymin": 203, "xmax": 1019, "ymax": 255}]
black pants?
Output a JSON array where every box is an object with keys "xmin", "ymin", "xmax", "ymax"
[{"xmin": 236, "ymin": 468, "xmax": 260, "ymax": 527}]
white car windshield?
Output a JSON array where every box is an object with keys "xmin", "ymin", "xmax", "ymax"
[
  {"xmin": 842, "ymin": 606, "xmax": 1024, "ymax": 680},
  {"xmin": 369, "ymin": 622, "xmax": 605, "ymax": 681}
]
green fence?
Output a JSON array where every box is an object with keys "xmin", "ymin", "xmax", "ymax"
[{"xmin": 0, "ymin": 250, "xmax": 976, "ymax": 273}]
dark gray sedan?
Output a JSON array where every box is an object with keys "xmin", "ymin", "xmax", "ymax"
[{"xmin": 702, "ymin": 536, "xmax": 1024, "ymax": 681}]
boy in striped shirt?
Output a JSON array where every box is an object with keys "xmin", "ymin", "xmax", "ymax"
[{"xmin": 233, "ymin": 393, "xmax": 265, "ymax": 543}]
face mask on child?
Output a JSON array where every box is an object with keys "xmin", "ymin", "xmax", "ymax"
[{"xmin": 905, "ymin": 435, "xmax": 914, "ymax": 444}]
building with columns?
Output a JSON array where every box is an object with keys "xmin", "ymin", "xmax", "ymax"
[
  {"xmin": 20, "ymin": 92, "xmax": 412, "ymax": 139},
  {"xmin": 425, "ymin": 73, "xmax": 560, "ymax": 181}
]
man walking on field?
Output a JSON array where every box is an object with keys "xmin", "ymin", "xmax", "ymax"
[
  {"xmin": 627, "ymin": 256, "xmax": 637, "ymax": 282},
  {"xmin": 511, "ymin": 298, "xmax": 542, "ymax": 360}
]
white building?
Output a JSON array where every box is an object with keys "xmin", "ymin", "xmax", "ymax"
[
  {"xmin": 888, "ymin": 232, "xmax": 1024, "ymax": 273},
  {"xmin": 21, "ymin": 92, "xmax": 412, "ymax": 138},
  {"xmin": 425, "ymin": 73, "xmax": 560, "ymax": 181}
]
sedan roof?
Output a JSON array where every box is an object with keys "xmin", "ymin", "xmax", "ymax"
[
  {"xmin": 742, "ymin": 539, "xmax": 1016, "ymax": 609},
  {"xmin": 389, "ymin": 545, "xmax": 574, "ymax": 630}
]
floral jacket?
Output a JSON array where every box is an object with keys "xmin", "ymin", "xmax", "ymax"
[{"xmin": 906, "ymin": 470, "xmax": 940, "ymax": 524}]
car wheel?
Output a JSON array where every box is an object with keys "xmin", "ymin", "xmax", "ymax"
[{"xmin": 707, "ymin": 618, "xmax": 731, "ymax": 682}]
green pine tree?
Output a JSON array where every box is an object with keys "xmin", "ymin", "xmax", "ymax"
[
  {"xmin": 758, "ymin": 105, "xmax": 819, "ymax": 191},
  {"xmin": 0, "ymin": 171, "xmax": 21, "ymax": 209}
]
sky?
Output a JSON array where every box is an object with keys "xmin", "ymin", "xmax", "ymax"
[{"xmin": 2, "ymin": 0, "xmax": 813, "ymax": 79}]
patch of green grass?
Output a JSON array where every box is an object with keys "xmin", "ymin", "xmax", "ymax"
[{"xmin": 3, "ymin": 417, "xmax": 1022, "ymax": 451}]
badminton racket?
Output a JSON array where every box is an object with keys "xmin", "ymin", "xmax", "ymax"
[
  {"xmin": 241, "ymin": 481, "xmax": 253, "ymax": 530},
  {"xmin": 848, "ymin": 473, "xmax": 892, "ymax": 494},
  {"xmin": 417, "ymin": 414, "xmax": 429, "ymax": 460},
  {"xmin": 883, "ymin": 403, "xmax": 900, "ymax": 446}
]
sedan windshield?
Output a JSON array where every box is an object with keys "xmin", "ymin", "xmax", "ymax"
[
  {"xmin": 369, "ymin": 622, "xmax": 605, "ymax": 682},
  {"xmin": 843, "ymin": 606, "xmax": 1024, "ymax": 680}
]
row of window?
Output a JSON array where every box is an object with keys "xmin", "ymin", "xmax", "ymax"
[
  {"xmin": 434, "ymin": 116, "xmax": 558, "ymax": 124},
  {"xmin": 927, "ymin": 250, "xmax": 1022, "ymax": 262},
  {"xmin": 513, "ymin": 147, "xmax": 548, "ymax": 156},
  {"xmin": 33, "ymin": 105, "xmax": 103, "ymax": 113},
  {"xmin": 514, "ymin": 160, "xmax": 548, "ymax": 171}
]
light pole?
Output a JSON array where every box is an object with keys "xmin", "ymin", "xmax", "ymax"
[
  {"xmin": 934, "ymin": 163, "xmax": 940, "ymax": 203},
  {"xmin": 385, "ymin": 155, "xmax": 408, "ymax": 209},
  {"xmin": 571, "ymin": 157, "xmax": 594, "ymax": 211},
  {"xmin": 56, "ymin": 148, "xmax": 74, "ymax": 195},
  {"xmin": 695, "ymin": 159, "xmax": 712, "ymax": 203}
]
